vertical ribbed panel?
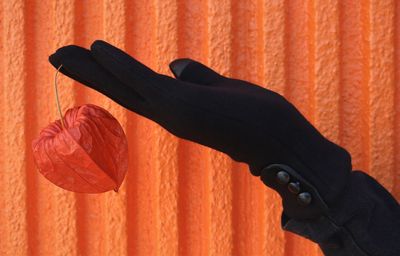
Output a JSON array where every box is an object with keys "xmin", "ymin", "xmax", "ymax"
[
  {"xmin": 0, "ymin": 0, "xmax": 399, "ymax": 255},
  {"xmin": 176, "ymin": 1, "xmax": 209, "ymax": 255},
  {"xmin": 284, "ymin": 1, "xmax": 319, "ymax": 254},
  {"xmin": 1, "ymin": 1, "xmax": 28, "ymax": 255},
  {"xmin": 257, "ymin": 1, "xmax": 286, "ymax": 256},
  {"xmin": 102, "ymin": 2, "xmax": 128, "ymax": 255},
  {"xmin": 154, "ymin": 1, "xmax": 179, "ymax": 255},
  {"xmin": 368, "ymin": 0, "xmax": 396, "ymax": 190},
  {"xmin": 207, "ymin": 2, "xmax": 234, "ymax": 255}
]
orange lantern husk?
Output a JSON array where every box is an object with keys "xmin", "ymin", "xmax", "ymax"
[{"xmin": 32, "ymin": 104, "xmax": 128, "ymax": 193}]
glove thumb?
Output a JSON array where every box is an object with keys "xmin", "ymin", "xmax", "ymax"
[{"xmin": 169, "ymin": 58, "xmax": 223, "ymax": 85}]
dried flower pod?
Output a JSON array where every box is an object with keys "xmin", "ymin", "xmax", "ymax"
[{"xmin": 32, "ymin": 104, "xmax": 128, "ymax": 193}]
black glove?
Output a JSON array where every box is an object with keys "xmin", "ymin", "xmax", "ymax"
[{"xmin": 48, "ymin": 40, "xmax": 399, "ymax": 256}]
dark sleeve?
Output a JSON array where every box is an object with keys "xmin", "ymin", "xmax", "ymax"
[{"xmin": 280, "ymin": 170, "xmax": 400, "ymax": 256}]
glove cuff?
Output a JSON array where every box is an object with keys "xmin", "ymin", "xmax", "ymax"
[
  {"xmin": 281, "ymin": 213, "xmax": 368, "ymax": 256},
  {"xmin": 280, "ymin": 171, "xmax": 400, "ymax": 256}
]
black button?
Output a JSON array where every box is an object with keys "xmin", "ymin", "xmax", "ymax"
[
  {"xmin": 297, "ymin": 192, "xmax": 312, "ymax": 206},
  {"xmin": 260, "ymin": 164, "xmax": 329, "ymax": 219},
  {"xmin": 288, "ymin": 182, "xmax": 301, "ymax": 194},
  {"xmin": 276, "ymin": 171, "xmax": 290, "ymax": 184}
]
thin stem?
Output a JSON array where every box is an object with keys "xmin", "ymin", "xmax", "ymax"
[{"xmin": 54, "ymin": 64, "xmax": 66, "ymax": 129}]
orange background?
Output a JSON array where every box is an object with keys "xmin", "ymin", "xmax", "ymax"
[{"xmin": 1, "ymin": 0, "xmax": 399, "ymax": 255}]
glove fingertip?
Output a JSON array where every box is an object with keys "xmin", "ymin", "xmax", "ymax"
[
  {"xmin": 169, "ymin": 58, "xmax": 195, "ymax": 79},
  {"xmin": 48, "ymin": 53, "xmax": 60, "ymax": 68},
  {"xmin": 168, "ymin": 58, "xmax": 223, "ymax": 85},
  {"xmin": 91, "ymin": 39, "xmax": 108, "ymax": 50}
]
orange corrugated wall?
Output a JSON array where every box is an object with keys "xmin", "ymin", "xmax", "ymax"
[{"xmin": 0, "ymin": 0, "xmax": 399, "ymax": 255}]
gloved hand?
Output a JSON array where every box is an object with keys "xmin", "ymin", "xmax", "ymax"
[{"xmin": 48, "ymin": 40, "xmax": 399, "ymax": 255}]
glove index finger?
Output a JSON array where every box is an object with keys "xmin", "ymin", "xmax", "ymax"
[{"xmin": 90, "ymin": 40, "xmax": 173, "ymax": 99}]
